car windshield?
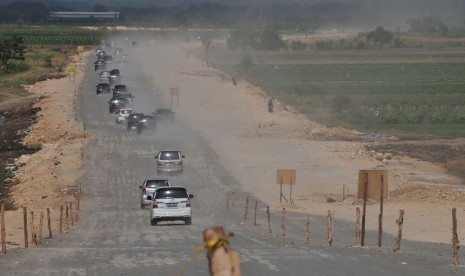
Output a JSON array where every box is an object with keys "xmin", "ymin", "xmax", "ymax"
[
  {"xmin": 159, "ymin": 151, "xmax": 180, "ymax": 160},
  {"xmin": 155, "ymin": 188, "xmax": 187, "ymax": 199},
  {"xmin": 146, "ymin": 180, "xmax": 169, "ymax": 189}
]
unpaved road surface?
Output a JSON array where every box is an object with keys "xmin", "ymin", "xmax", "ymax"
[{"xmin": 0, "ymin": 40, "xmax": 463, "ymax": 275}]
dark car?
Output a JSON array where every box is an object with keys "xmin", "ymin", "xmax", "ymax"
[
  {"xmin": 127, "ymin": 113, "xmax": 145, "ymax": 131},
  {"xmin": 153, "ymin": 108, "xmax": 175, "ymax": 122},
  {"xmin": 137, "ymin": 115, "xmax": 156, "ymax": 134},
  {"xmin": 96, "ymin": 83, "xmax": 111, "ymax": 94},
  {"xmin": 109, "ymin": 69, "xmax": 121, "ymax": 85},
  {"xmin": 112, "ymin": 84, "xmax": 128, "ymax": 95},
  {"xmin": 108, "ymin": 97, "xmax": 129, "ymax": 114},
  {"xmin": 94, "ymin": 60, "xmax": 106, "ymax": 71}
]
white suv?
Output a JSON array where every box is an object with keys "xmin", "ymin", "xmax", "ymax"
[
  {"xmin": 116, "ymin": 108, "xmax": 134, "ymax": 124},
  {"xmin": 155, "ymin": 150, "xmax": 185, "ymax": 174},
  {"xmin": 149, "ymin": 186, "xmax": 193, "ymax": 226}
]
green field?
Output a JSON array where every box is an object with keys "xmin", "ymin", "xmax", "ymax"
[{"xmin": 205, "ymin": 47, "xmax": 465, "ymax": 137}]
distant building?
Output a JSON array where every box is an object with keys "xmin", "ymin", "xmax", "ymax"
[{"xmin": 48, "ymin": 12, "xmax": 120, "ymax": 21}]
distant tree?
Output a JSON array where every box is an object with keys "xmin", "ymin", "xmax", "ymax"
[
  {"xmin": 0, "ymin": 36, "xmax": 26, "ymax": 72},
  {"xmin": 367, "ymin": 27, "xmax": 393, "ymax": 47},
  {"xmin": 407, "ymin": 16, "xmax": 449, "ymax": 37},
  {"xmin": 94, "ymin": 4, "xmax": 109, "ymax": 12},
  {"xmin": 227, "ymin": 26, "xmax": 285, "ymax": 51},
  {"xmin": 0, "ymin": 2, "xmax": 48, "ymax": 23},
  {"xmin": 237, "ymin": 55, "xmax": 254, "ymax": 74}
]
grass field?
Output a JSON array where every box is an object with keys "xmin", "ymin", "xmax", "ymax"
[{"xmin": 205, "ymin": 46, "xmax": 465, "ymax": 137}]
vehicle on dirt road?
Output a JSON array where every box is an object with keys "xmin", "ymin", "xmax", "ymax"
[
  {"xmin": 108, "ymin": 97, "xmax": 129, "ymax": 114},
  {"xmin": 127, "ymin": 113, "xmax": 145, "ymax": 131},
  {"xmin": 137, "ymin": 115, "xmax": 156, "ymax": 134},
  {"xmin": 149, "ymin": 186, "xmax": 193, "ymax": 225},
  {"xmin": 139, "ymin": 178, "xmax": 170, "ymax": 208},
  {"xmin": 96, "ymin": 83, "xmax": 110, "ymax": 94},
  {"xmin": 116, "ymin": 108, "xmax": 134, "ymax": 124},
  {"xmin": 153, "ymin": 108, "xmax": 175, "ymax": 123},
  {"xmin": 112, "ymin": 84, "xmax": 131, "ymax": 97},
  {"xmin": 94, "ymin": 60, "xmax": 106, "ymax": 71},
  {"xmin": 155, "ymin": 150, "xmax": 185, "ymax": 174},
  {"xmin": 99, "ymin": 70, "xmax": 111, "ymax": 82},
  {"xmin": 109, "ymin": 69, "xmax": 121, "ymax": 85}
]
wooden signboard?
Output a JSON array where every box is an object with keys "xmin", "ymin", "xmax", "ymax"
[
  {"xmin": 277, "ymin": 169, "xmax": 296, "ymax": 204},
  {"xmin": 358, "ymin": 170, "xmax": 388, "ymax": 200}
]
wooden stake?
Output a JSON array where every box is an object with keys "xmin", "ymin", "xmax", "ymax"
[
  {"xmin": 76, "ymin": 195, "xmax": 80, "ymax": 210},
  {"xmin": 70, "ymin": 202, "xmax": 74, "ymax": 227},
  {"xmin": 65, "ymin": 204, "xmax": 69, "ymax": 233},
  {"xmin": 327, "ymin": 210, "xmax": 334, "ymax": 246},
  {"xmin": 47, "ymin": 208, "xmax": 52, "ymax": 239},
  {"xmin": 378, "ymin": 176, "xmax": 384, "ymax": 247},
  {"xmin": 254, "ymin": 201, "xmax": 258, "ymax": 226},
  {"xmin": 361, "ymin": 172, "xmax": 368, "ymax": 247},
  {"xmin": 30, "ymin": 211, "xmax": 36, "ymax": 247},
  {"xmin": 355, "ymin": 207, "xmax": 361, "ymax": 247},
  {"xmin": 343, "ymin": 184, "xmax": 346, "ymax": 201},
  {"xmin": 452, "ymin": 208, "xmax": 460, "ymax": 265},
  {"xmin": 226, "ymin": 192, "xmax": 230, "ymax": 210},
  {"xmin": 1, "ymin": 204, "xmax": 6, "ymax": 254},
  {"xmin": 75, "ymin": 197, "xmax": 79, "ymax": 220},
  {"xmin": 393, "ymin": 210, "xmax": 404, "ymax": 252},
  {"xmin": 243, "ymin": 196, "xmax": 249, "ymax": 223},
  {"xmin": 38, "ymin": 212, "xmax": 44, "ymax": 246},
  {"xmin": 281, "ymin": 208, "xmax": 286, "ymax": 237},
  {"xmin": 267, "ymin": 206, "xmax": 272, "ymax": 234},
  {"xmin": 304, "ymin": 215, "xmax": 310, "ymax": 245},
  {"xmin": 23, "ymin": 207, "xmax": 28, "ymax": 248},
  {"xmin": 59, "ymin": 205, "xmax": 63, "ymax": 233},
  {"xmin": 231, "ymin": 192, "xmax": 235, "ymax": 208}
]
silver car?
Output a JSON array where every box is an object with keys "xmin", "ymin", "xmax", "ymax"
[
  {"xmin": 155, "ymin": 150, "xmax": 185, "ymax": 174},
  {"xmin": 149, "ymin": 186, "xmax": 193, "ymax": 225},
  {"xmin": 139, "ymin": 178, "xmax": 169, "ymax": 208}
]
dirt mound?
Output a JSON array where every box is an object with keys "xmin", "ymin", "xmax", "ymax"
[{"xmin": 391, "ymin": 185, "xmax": 465, "ymax": 206}]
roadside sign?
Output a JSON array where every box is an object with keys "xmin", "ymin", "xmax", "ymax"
[
  {"xmin": 77, "ymin": 46, "xmax": 84, "ymax": 52},
  {"xmin": 276, "ymin": 169, "xmax": 296, "ymax": 204},
  {"xmin": 67, "ymin": 66, "xmax": 77, "ymax": 74}
]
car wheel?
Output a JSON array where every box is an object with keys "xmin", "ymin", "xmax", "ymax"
[
  {"xmin": 185, "ymin": 217, "xmax": 192, "ymax": 225},
  {"xmin": 151, "ymin": 219, "xmax": 158, "ymax": 226}
]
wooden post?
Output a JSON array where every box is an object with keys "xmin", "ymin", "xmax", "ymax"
[
  {"xmin": 23, "ymin": 207, "xmax": 28, "ymax": 248},
  {"xmin": 305, "ymin": 215, "xmax": 310, "ymax": 245},
  {"xmin": 355, "ymin": 207, "xmax": 361, "ymax": 247},
  {"xmin": 393, "ymin": 210, "xmax": 404, "ymax": 252},
  {"xmin": 281, "ymin": 208, "xmax": 286, "ymax": 237},
  {"xmin": 226, "ymin": 192, "xmax": 230, "ymax": 210},
  {"xmin": 378, "ymin": 176, "xmax": 384, "ymax": 247},
  {"xmin": 361, "ymin": 172, "xmax": 368, "ymax": 247},
  {"xmin": 47, "ymin": 208, "xmax": 52, "ymax": 239},
  {"xmin": 254, "ymin": 201, "xmax": 258, "ymax": 226},
  {"xmin": 30, "ymin": 211, "xmax": 36, "ymax": 247},
  {"xmin": 65, "ymin": 204, "xmax": 69, "ymax": 233},
  {"xmin": 38, "ymin": 212, "xmax": 44, "ymax": 246},
  {"xmin": 75, "ymin": 196, "xmax": 79, "ymax": 220},
  {"xmin": 343, "ymin": 184, "xmax": 346, "ymax": 201},
  {"xmin": 231, "ymin": 192, "xmax": 235, "ymax": 208},
  {"xmin": 267, "ymin": 206, "xmax": 272, "ymax": 234},
  {"xmin": 327, "ymin": 210, "xmax": 334, "ymax": 246},
  {"xmin": 243, "ymin": 196, "xmax": 249, "ymax": 223},
  {"xmin": 59, "ymin": 205, "xmax": 63, "ymax": 233},
  {"xmin": 70, "ymin": 202, "xmax": 74, "ymax": 227},
  {"xmin": 452, "ymin": 208, "xmax": 460, "ymax": 265},
  {"xmin": 1, "ymin": 204, "xmax": 6, "ymax": 254}
]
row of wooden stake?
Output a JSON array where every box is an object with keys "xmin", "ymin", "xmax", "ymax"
[
  {"xmin": 0, "ymin": 195, "xmax": 80, "ymax": 254},
  {"xmin": 227, "ymin": 192, "xmax": 461, "ymax": 265}
]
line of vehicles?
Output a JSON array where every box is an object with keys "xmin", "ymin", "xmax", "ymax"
[{"xmin": 93, "ymin": 42, "xmax": 193, "ymax": 226}]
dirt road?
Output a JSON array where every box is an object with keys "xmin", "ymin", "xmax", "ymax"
[{"xmin": 0, "ymin": 39, "xmax": 464, "ymax": 275}]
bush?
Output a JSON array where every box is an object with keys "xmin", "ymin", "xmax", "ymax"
[
  {"xmin": 430, "ymin": 111, "xmax": 447, "ymax": 124},
  {"xmin": 236, "ymin": 55, "xmax": 253, "ymax": 74},
  {"xmin": 405, "ymin": 111, "xmax": 424, "ymax": 124},
  {"xmin": 382, "ymin": 112, "xmax": 400, "ymax": 123},
  {"xmin": 329, "ymin": 95, "xmax": 351, "ymax": 114},
  {"xmin": 5, "ymin": 61, "xmax": 29, "ymax": 72},
  {"xmin": 314, "ymin": 40, "xmax": 334, "ymax": 50},
  {"xmin": 454, "ymin": 112, "xmax": 465, "ymax": 124},
  {"xmin": 289, "ymin": 40, "xmax": 307, "ymax": 51}
]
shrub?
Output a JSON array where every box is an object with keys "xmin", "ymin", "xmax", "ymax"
[
  {"xmin": 430, "ymin": 111, "xmax": 447, "ymax": 124},
  {"xmin": 382, "ymin": 112, "xmax": 400, "ymax": 123},
  {"xmin": 454, "ymin": 112, "xmax": 465, "ymax": 124},
  {"xmin": 405, "ymin": 111, "xmax": 424, "ymax": 124},
  {"xmin": 289, "ymin": 40, "xmax": 307, "ymax": 51}
]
